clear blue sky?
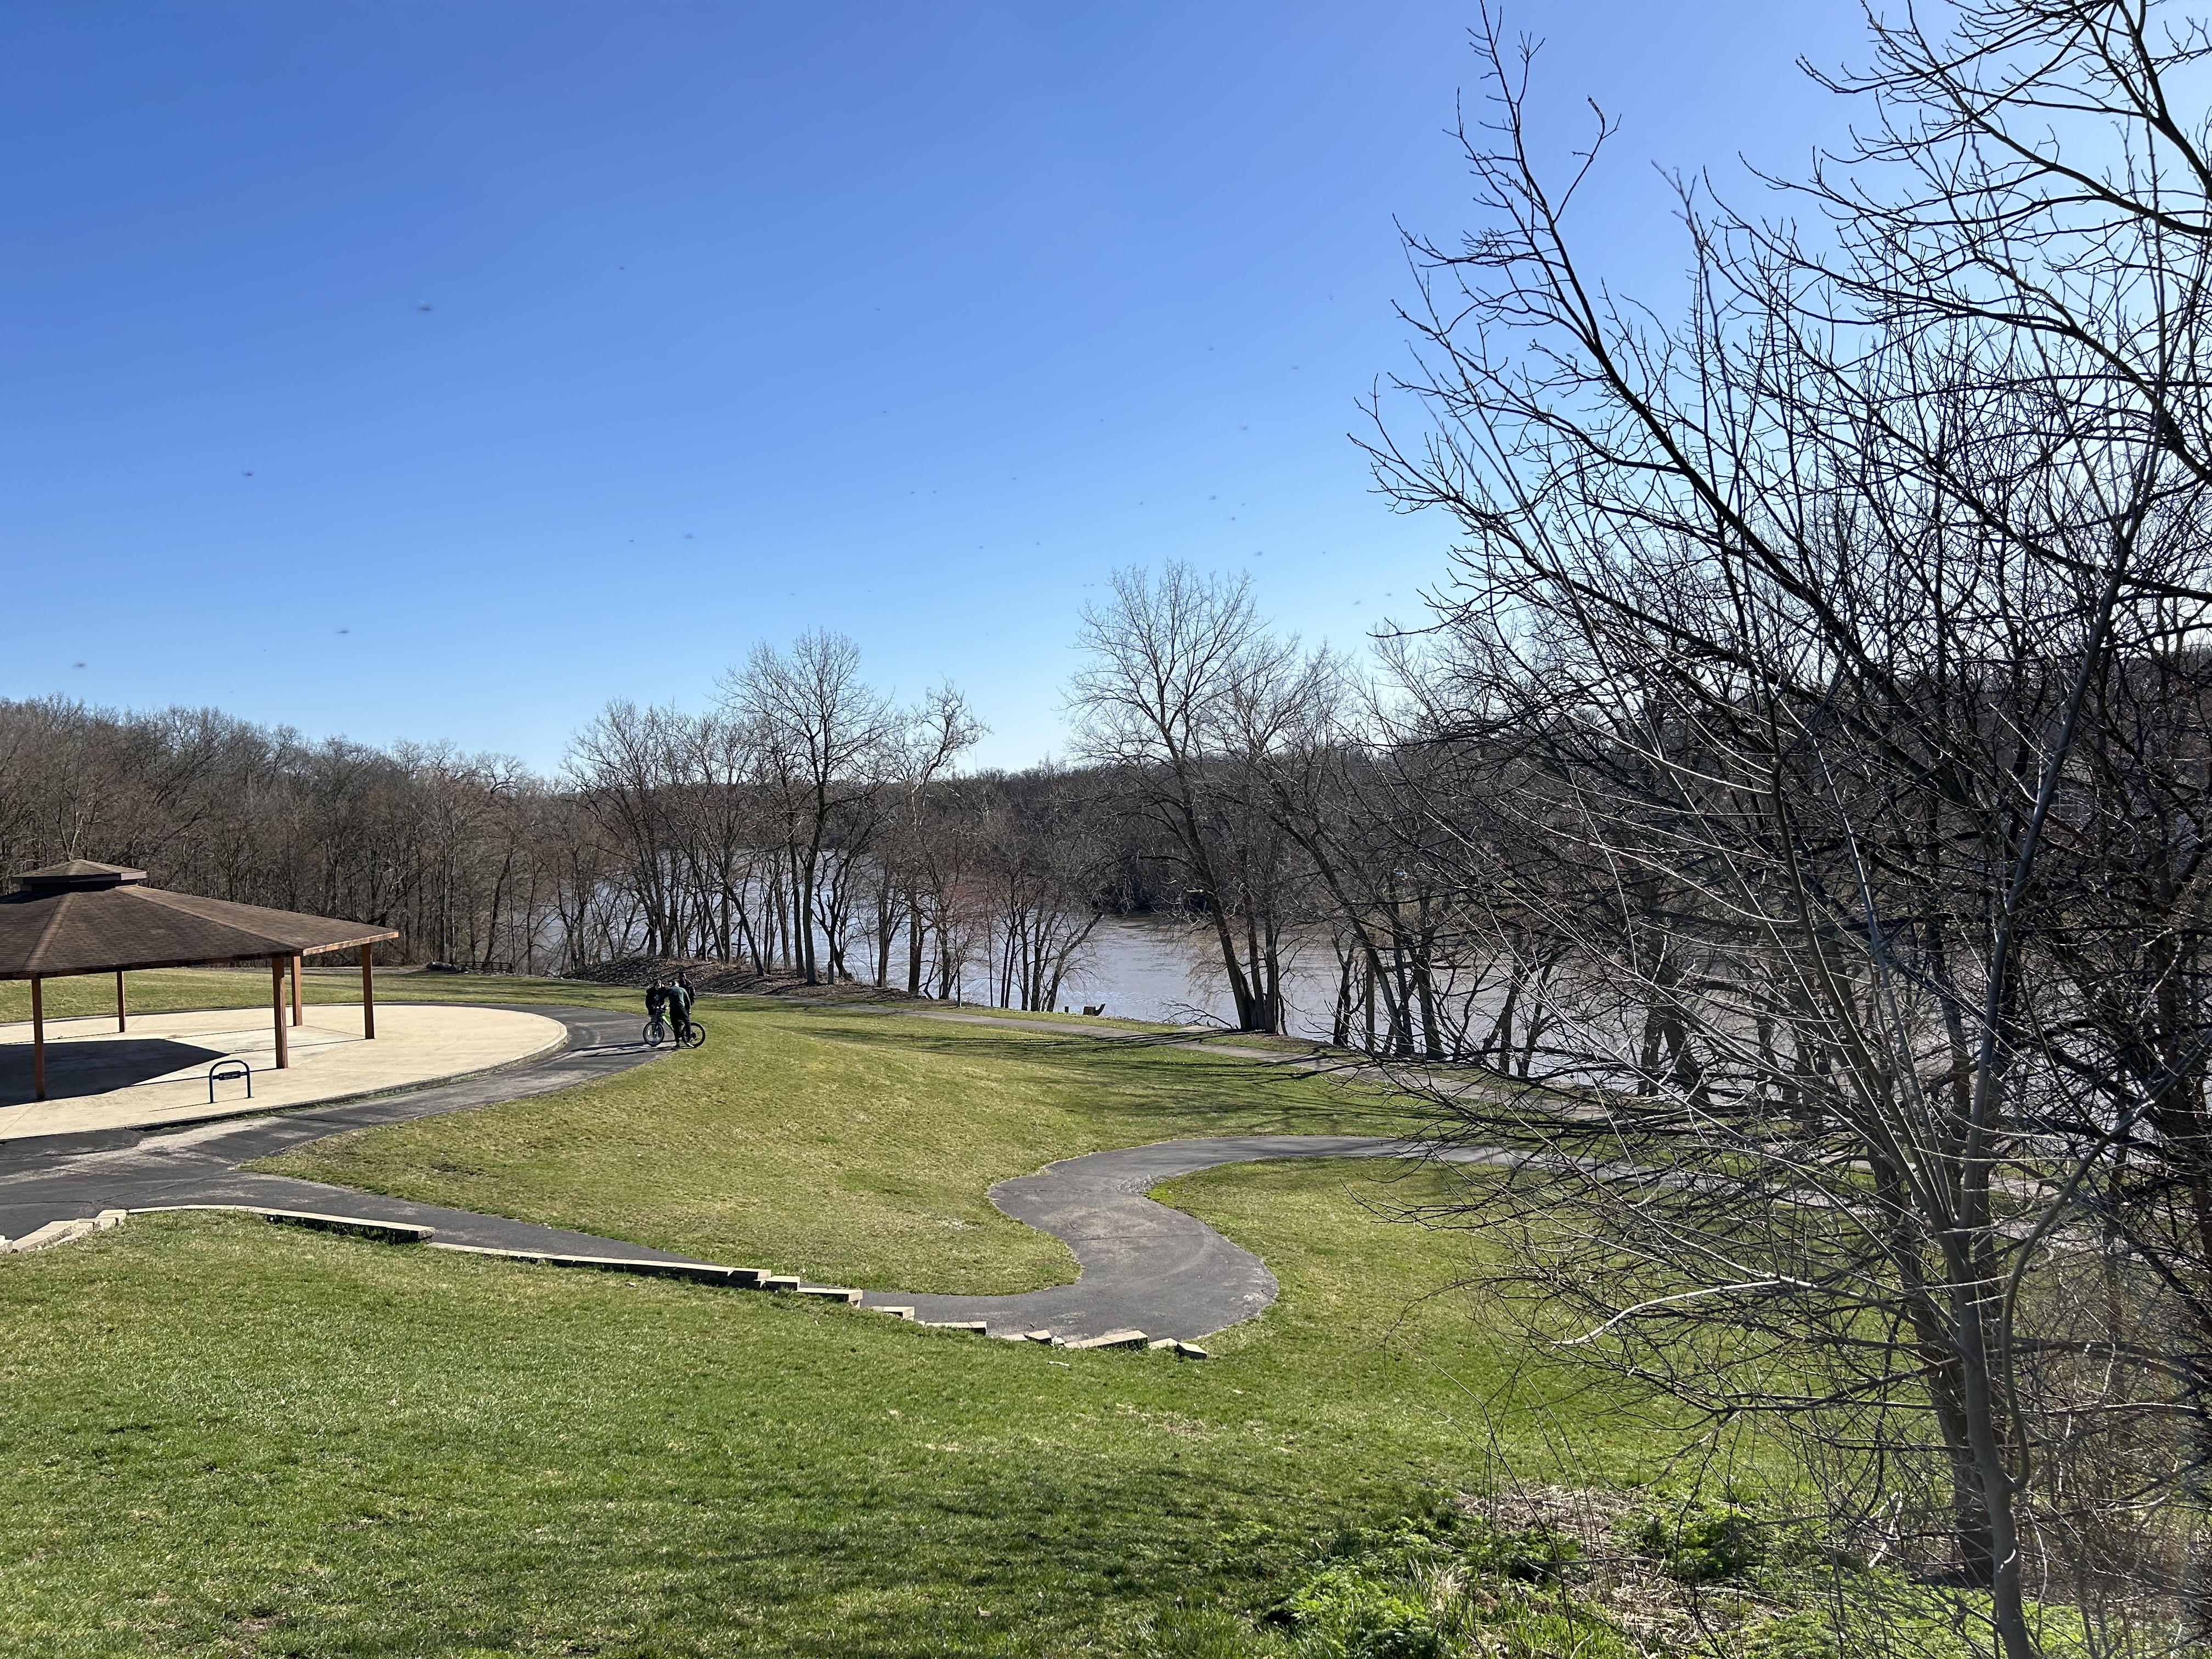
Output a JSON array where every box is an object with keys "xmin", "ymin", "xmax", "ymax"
[{"xmin": 0, "ymin": 1, "xmax": 1866, "ymax": 771}]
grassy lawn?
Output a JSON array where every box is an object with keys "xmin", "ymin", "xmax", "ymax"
[
  {"xmin": 0, "ymin": 970, "xmax": 1696, "ymax": 1654},
  {"xmin": 0, "ymin": 971, "xmax": 2069, "ymax": 1654},
  {"xmin": 250, "ymin": 994, "xmax": 1417, "ymax": 1296},
  {"xmin": 0, "ymin": 1165, "xmax": 1661, "ymax": 1657},
  {"xmin": 915, "ymin": 1006, "xmax": 1201, "ymax": 1035}
]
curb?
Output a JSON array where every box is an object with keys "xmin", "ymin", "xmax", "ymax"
[
  {"xmin": 130, "ymin": 1204, "xmax": 438, "ymax": 1244},
  {"xmin": 426, "ymin": 1242, "xmax": 766, "ymax": 1287},
  {"xmin": 0, "ymin": 1208, "xmax": 128, "ymax": 1253},
  {"xmin": 0, "ymin": 1203, "xmax": 1207, "ymax": 1357}
]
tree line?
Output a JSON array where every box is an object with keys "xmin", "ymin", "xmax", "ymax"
[
  {"xmin": 0, "ymin": 634, "xmax": 1156, "ymax": 1009},
  {"xmin": 0, "ymin": 597, "xmax": 1571, "ymax": 1044}
]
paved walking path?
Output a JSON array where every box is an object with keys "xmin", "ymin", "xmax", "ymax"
[
  {"xmin": 0, "ymin": 1006, "xmax": 709, "ymax": 1265},
  {"xmin": 0, "ymin": 1000, "xmax": 1503, "ymax": 1343},
  {"xmin": 859, "ymin": 1134, "xmax": 1502, "ymax": 1340}
]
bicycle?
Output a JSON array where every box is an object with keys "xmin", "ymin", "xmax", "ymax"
[{"xmin": 642, "ymin": 1014, "xmax": 706, "ymax": 1049}]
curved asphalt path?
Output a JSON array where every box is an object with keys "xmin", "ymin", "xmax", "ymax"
[
  {"xmin": 0, "ymin": 1006, "xmax": 1502, "ymax": 1342},
  {"xmin": 0, "ymin": 1005, "xmax": 713, "ymax": 1266},
  {"xmin": 860, "ymin": 1136, "xmax": 1506, "ymax": 1341}
]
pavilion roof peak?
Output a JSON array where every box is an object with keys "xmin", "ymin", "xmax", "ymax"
[
  {"xmin": 0, "ymin": 864, "xmax": 398, "ymax": 978},
  {"xmin": 16, "ymin": 861, "xmax": 148, "ymax": 891}
]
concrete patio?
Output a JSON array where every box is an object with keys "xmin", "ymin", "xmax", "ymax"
[{"xmin": 0, "ymin": 1003, "xmax": 567, "ymax": 1140}]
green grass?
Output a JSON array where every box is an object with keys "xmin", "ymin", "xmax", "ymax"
[
  {"xmin": 0, "ymin": 965, "xmax": 384, "ymax": 1024},
  {"xmin": 251, "ymin": 997, "xmax": 1418, "ymax": 1295},
  {"xmin": 918, "ymin": 1005, "xmax": 1201, "ymax": 1035},
  {"xmin": 0, "ymin": 971, "xmax": 1687, "ymax": 1653},
  {"xmin": 0, "ymin": 1166, "xmax": 1661, "ymax": 1657}
]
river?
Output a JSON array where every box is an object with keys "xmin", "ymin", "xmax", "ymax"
[{"xmin": 1051, "ymin": 917, "xmax": 1341, "ymax": 1035}]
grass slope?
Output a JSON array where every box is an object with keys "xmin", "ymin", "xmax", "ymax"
[
  {"xmin": 254, "ymin": 995, "xmax": 1413, "ymax": 1295},
  {"xmin": 0, "ymin": 1173, "xmax": 1656, "ymax": 1657},
  {"xmin": 0, "ymin": 972, "xmax": 1678, "ymax": 1653}
]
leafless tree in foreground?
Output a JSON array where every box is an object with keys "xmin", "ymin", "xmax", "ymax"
[{"xmin": 1358, "ymin": 4, "xmax": 2212, "ymax": 1652}]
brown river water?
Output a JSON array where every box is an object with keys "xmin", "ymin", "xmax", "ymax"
[{"xmin": 1051, "ymin": 918, "xmax": 1340, "ymax": 1034}]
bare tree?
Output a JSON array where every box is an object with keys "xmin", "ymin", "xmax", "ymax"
[
  {"xmin": 1069, "ymin": 566, "xmax": 1306, "ymax": 1031},
  {"xmin": 721, "ymin": 631, "xmax": 905, "ymax": 984},
  {"xmin": 1353, "ymin": 6, "xmax": 2212, "ymax": 1651}
]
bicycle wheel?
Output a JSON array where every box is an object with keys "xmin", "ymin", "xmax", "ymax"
[
  {"xmin": 681, "ymin": 1019, "xmax": 706, "ymax": 1049},
  {"xmin": 642, "ymin": 1018, "xmax": 667, "ymax": 1047}
]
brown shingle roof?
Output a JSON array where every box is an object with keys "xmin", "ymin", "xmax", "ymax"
[
  {"xmin": 0, "ymin": 866, "xmax": 399, "ymax": 979},
  {"xmin": 20, "ymin": 860, "xmax": 148, "ymax": 888}
]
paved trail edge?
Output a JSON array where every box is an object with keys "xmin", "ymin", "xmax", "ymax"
[{"xmin": 0, "ymin": 1006, "xmax": 1483, "ymax": 1344}]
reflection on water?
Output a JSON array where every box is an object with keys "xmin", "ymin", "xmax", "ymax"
[{"xmin": 1054, "ymin": 917, "xmax": 1339, "ymax": 1034}]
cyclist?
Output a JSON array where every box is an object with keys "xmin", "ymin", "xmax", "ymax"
[
  {"xmin": 644, "ymin": 980, "xmax": 669, "ymax": 1037},
  {"xmin": 667, "ymin": 971, "xmax": 696, "ymax": 1043}
]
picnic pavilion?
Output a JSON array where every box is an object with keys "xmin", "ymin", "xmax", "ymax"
[{"xmin": 0, "ymin": 860, "xmax": 399, "ymax": 1101}]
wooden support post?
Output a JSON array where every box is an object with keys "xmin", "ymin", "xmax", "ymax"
[
  {"xmin": 30, "ymin": 976, "xmax": 44, "ymax": 1102},
  {"xmin": 270, "ymin": 956, "xmax": 290, "ymax": 1069},
  {"xmin": 291, "ymin": 953, "xmax": 303, "ymax": 1026},
  {"xmin": 360, "ymin": 944, "xmax": 376, "ymax": 1040},
  {"xmin": 116, "ymin": 969, "xmax": 127, "ymax": 1033}
]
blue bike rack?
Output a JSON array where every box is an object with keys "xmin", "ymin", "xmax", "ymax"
[{"xmin": 206, "ymin": 1059, "xmax": 252, "ymax": 1103}]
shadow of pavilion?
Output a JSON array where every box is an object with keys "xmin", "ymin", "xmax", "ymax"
[{"xmin": 0, "ymin": 1036, "xmax": 232, "ymax": 1108}]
